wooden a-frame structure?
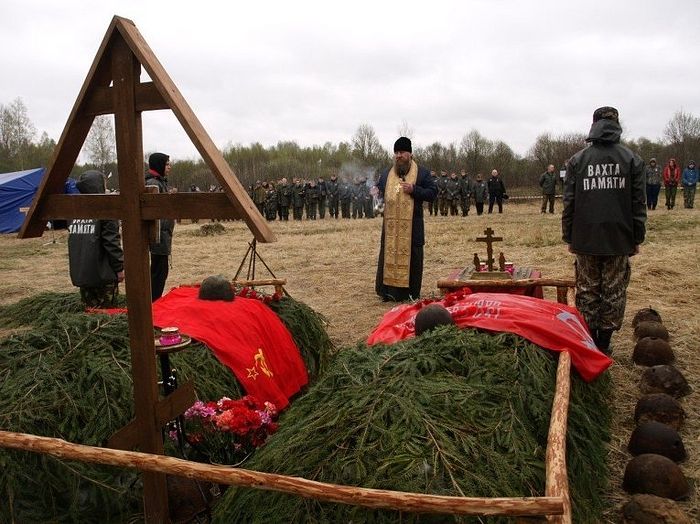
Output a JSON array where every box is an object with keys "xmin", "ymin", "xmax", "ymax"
[{"xmin": 19, "ymin": 15, "xmax": 275, "ymax": 521}]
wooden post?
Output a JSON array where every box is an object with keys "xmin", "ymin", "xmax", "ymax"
[
  {"xmin": 545, "ymin": 351, "xmax": 572, "ymax": 524},
  {"xmin": 111, "ymin": 34, "xmax": 168, "ymax": 521}
]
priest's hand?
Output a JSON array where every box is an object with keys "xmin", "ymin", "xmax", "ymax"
[{"xmin": 400, "ymin": 182, "xmax": 414, "ymax": 194}]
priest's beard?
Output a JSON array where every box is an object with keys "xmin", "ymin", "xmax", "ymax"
[{"xmin": 396, "ymin": 158, "xmax": 410, "ymax": 178}]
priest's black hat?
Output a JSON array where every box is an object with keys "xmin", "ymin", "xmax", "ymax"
[{"xmin": 394, "ymin": 136, "xmax": 412, "ymax": 153}]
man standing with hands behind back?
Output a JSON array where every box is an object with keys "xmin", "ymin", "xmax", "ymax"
[
  {"xmin": 145, "ymin": 152, "xmax": 175, "ymax": 301},
  {"xmin": 562, "ymin": 107, "xmax": 646, "ymax": 354},
  {"xmin": 539, "ymin": 164, "xmax": 557, "ymax": 213},
  {"xmin": 375, "ymin": 137, "xmax": 437, "ymax": 302}
]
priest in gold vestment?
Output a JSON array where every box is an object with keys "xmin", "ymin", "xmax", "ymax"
[{"xmin": 375, "ymin": 137, "xmax": 437, "ymax": 302}]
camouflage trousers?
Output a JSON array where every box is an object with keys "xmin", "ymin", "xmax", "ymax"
[
  {"xmin": 574, "ymin": 254, "xmax": 630, "ymax": 332},
  {"xmin": 80, "ymin": 283, "xmax": 119, "ymax": 308}
]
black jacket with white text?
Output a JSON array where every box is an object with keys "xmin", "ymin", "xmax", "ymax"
[{"xmin": 562, "ymin": 119, "xmax": 646, "ymax": 256}]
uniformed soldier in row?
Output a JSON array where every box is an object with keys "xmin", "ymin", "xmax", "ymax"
[
  {"xmin": 445, "ymin": 172, "xmax": 461, "ymax": 216},
  {"xmin": 305, "ymin": 179, "xmax": 320, "ymax": 219},
  {"xmin": 277, "ymin": 177, "xmax": 292, "ymax": 220},
  {"xmin": 292, "ymin": 178, "xmax": 305, "ymax": 220},
  {"xmin": 437, "ymin": 171, "xmax": 449, "ymax": 216},
  {"xmin": 427, "ymin": 171, "xmax": 437, "ymax": 215},
  {"xmin": 352, "ymin": 178, "xmax": 365, "ymax": 218},
  {"xmin": 460, "ymin": 170, "xmax": 472, "ymax": 216},
  {"xmin": 339, "ymin": 180, "xmax": 353, "ymax": 218},
  {"xmin": 363, "ymin": 178, "xmax": 374, "ymax": 218},
  {"xmin": 317, "ymin": 177, "xmax": 327, "ymax": 219},
  {"xmin": 327, "ymin": 173, "xmax": 340, "ymax": 218},
  {"xmin": 264, "ymin": 182, "xmax": 278, "ymax": 221},
  {"xmin": 252, "ymin": 180, "xmax": 266, "ymax": 216}
]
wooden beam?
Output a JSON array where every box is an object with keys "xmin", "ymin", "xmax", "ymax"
[
  {"xmin": 83, "ymin": 82, "xmax": 170, "ymax": 116},
  {"xmin": 0, "ymin": 430, "xmax": 565, "ymax": 518},
  {"xmin": 154, "ymin": 381, "xmax": 196, "ymax": 428},
  {"xmin": 38, "ymin": 194, "xmax": 125, "ymax": 220},
  {"xmin": 107, "ymin": 382, "xmax": 197, "ymax": 451},
  {"xmin": 111, "ymin": 33, "xmax": 168, "ymax": 522},
  {"xmin": 437, "ymin": 278, "xmax": 576, "ymax": 291},
  {"xmin": 545, "ymin": 351, "xmax": 572, "ymax": 524},
  {"xmin": 18, "ymin": 19, "xmax": 119, "ymax": 239},
  {"xmin": 140, "ymin": 192, "xmax": 244, "ymax": 220},
  {"xmin": 113, "ymin": 16, "xmax": 275, "ymax": 244}
]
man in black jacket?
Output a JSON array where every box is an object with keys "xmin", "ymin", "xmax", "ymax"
[
  {"xmin": 487, "ymin": 169, "xmax": 506, "ymax": 213},
  {"xmin": 68, "ymin": 170, "xmax": 124, "ymax": 307},
  {"xmin": 562, "ymin": 107, "xmax": 647, "ymax": 354},
  {"xmin": 145, "ymin": 152, "xmax": 175, "ymax": 301}
]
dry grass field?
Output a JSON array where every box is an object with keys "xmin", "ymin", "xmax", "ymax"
[{"xmin": 0, "ymin": 199, "xmax": 698, "ymax": 521}]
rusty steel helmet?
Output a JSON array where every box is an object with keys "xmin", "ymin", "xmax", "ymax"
[
  {"xmin": 633, "ymin": 337, "xmax": 675, "ymax": 366},
  {"xmin": 622, "ymin": 494, "xmax": 691, "ymax": 523},
  {"xmin": 628, "ymin": 421, "xmax": 687, "ymax": 462},
  {"xmin": 414, "ymin": 304, "xmax": 455, "ymax": 336},
  {"xmin": 632, "ymin": 307, "xmax": 663, "ymax": 328},
  {"xmin": 634, "ymin": 393, "xmax": 686, "ymax": 431},
  {"xmin": 634, "ymin": 321, "xmax": 669, "ymax": 341},
  {"xmin": 640, "ymin": 365, "xmax": 691, "ymax": 398},
  {"xmin": 198, "ymin": 275, "xmax": 234, "ymax": 302},
  {"xmin": 623, "ymin": 454, "xmax": 690, "ymax": 500}
]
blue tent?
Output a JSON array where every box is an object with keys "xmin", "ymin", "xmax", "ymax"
[{"xmin": 0, "ymin": 168, "xmax": 46, "ymax": 234}]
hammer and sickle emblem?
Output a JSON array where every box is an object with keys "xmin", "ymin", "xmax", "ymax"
[{"xmin": 254, "ymin": 348, "xmax": 274, "ymax": 378}]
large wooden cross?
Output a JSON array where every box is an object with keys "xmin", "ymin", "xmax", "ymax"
[
  {"xmin": 476, "ymin": 227, "xmax": 503, "ymax": 271},
  {"xmin": 19, "ymin": 16, "xmax": 275, "ymax": 522}
]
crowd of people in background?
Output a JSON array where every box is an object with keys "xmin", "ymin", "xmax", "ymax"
[
  {"xmin": 644, "ymin": 157, "xmax": 697, "ymax": 210},
  {"xmin": 237, "ymin": 169, "xmax": 514, "ymax": 222},
  {"xmin": 178, "ymin": 155, "xmax": 698, "ymax": 222},
  {"xmin": 246, "ymin": 175, "xmax": 376, "ymax": 221}
]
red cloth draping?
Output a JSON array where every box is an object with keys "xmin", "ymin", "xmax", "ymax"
[
  {"xmin": 367, "ymin": 289, "xmax": 612, "ymax": 382},
  {"xmin": 152, "ymin": 286, "xmax": 308, "ymax": 409}
]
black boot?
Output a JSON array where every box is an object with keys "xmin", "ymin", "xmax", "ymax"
[{"xmin": 597, "ymin": 329, "xmax": 613, "ymax": 355}]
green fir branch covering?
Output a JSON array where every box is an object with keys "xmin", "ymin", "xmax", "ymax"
[
  {"xmin": 213, "ymin": 326, "xmax": 611, "ymax": 524},
  {"xmin": 0, "ymin": 291, "xmax": 330, "ymax": 523}
]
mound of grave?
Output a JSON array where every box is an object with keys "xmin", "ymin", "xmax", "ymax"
[
  {"xmin": 0, "ymin": 291, "xmax": 331, "ymax": 523},
  {"xmin": 213, "ymin": 326, "xmax": 611, "ymax": 523}
]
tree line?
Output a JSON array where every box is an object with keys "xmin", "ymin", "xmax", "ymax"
[{"xmin": 2, "ymin": 97, "xmax": 699, "ymax": 195}]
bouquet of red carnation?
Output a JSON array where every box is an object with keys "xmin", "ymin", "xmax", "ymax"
[
  {"xmin": 236, "ymin": 286, "xmax": 282, "ymax": 305},
  {"xmin": 175, "ymin": 395, "xmax": 279, "ymax": 465}
]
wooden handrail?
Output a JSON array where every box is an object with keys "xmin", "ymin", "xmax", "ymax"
[{"xmin": 0, "ymin": 430, "xmax": 564, "ymax": 517}]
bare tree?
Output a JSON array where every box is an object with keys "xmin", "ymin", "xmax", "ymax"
[
  {"xmin": 459, "ymin": 129, "xmax": 493, "ymax": 176},
  {"xmin": 397, "ymin": 120, "xmax": 413, "ymax": 139},
  {"xmin": 663, "ymin": 109, "xmax": 700, "ymax": 163},
  {"xmin": 527, "ymin": 133, "xmax": 556, "ymax": 166},
  {"xmin": 0, "ymin": 97, "xmax": 36, "ymax": 170},
  {"xmin": 351, "ymin": 124, "xmax": 388, "ymax": 166},
  {"xmin": 83, "ymin": 115, "xmax": 116, "ymax": 173}
]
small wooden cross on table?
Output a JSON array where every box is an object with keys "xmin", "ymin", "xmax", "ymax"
[{"xmin": 476, "ymin": 227, "xmax": 503, "ymax": 271}]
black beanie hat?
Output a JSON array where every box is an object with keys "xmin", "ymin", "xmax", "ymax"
[
  {"xmin": 148, "ymin": 152, "xmax": 170, "ymax": 176},
  {"xmin": 394, "ymin": 136, "xmax": 412, "ymax": 153},
  {"xmin": 592, "ymin": 106, "xmax": 619, "ymax": 123}
]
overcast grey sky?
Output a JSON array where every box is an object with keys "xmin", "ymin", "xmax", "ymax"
[{"xmin": 2, "ymin": 0, "xmax": 699, "ymax": 161}]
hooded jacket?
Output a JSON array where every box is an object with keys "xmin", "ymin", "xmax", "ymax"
[
  {"xmin": 663, "ymin": 160, "xmax": 680, "ymax": 186},
  {"xmin": 145, "ymin": 169, "xmax": 175, "ymax": 256},
  {"xmin": 562, "ymin": 118, "xmax": 646, "ymax": 256},
  {"xmin": 681, "ymin": 164, "xmax": 698, "ymax": 186},
  {"xmin": 68, "ymin": 171, "xmax": 124, "ymax": 287}
]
